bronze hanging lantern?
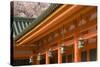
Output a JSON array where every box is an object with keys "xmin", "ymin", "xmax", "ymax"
[
  {"xmin": 29, "ymin": 56, "xmax": 33, "ymax": 63},
  {"xmin": 60, "ymin": 43, "xmax": 66, "ymax": 54},
  {"xmin": 78, "ymin": 37, "xmax": 84, "ymax": 48},
  {"xmin": 37, "ymin": 53, "xmax": 41, "ymax": 61},
  {"xmin": 48, "ymin": 49, "xmax": 52, "ymax": 57}
]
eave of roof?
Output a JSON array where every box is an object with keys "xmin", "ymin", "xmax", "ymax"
[
  {"xmin": 12, "ymin": 17, "xmax": 35, "ymax": 39},
  {"xmin": 16, "ymin": 5, "xmax": 92, "ymax": 46},
  {"xmin": 14, "ymin": 4, "xmax": 62, "ymax": 41}
]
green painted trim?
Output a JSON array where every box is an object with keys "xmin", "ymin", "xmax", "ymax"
[
  {"xmin": 14, "ymin": 4, "xmax": 62, "ymax": 41},
  {"xmin": 14, "ymin": 17, "xmax": 35, "ymax": 22}
]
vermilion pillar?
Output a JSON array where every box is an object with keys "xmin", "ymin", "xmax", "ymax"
[
  {"xmin": 58, "ymin": 47, "xmax": 62, "ymax": 63},
  {"xmin": 46, "ymin": 51, "xmax": 50, "ymax": 64},
  {"xmin": 74, "ymin": 34, "xmax": 80, "ymax": 62}
]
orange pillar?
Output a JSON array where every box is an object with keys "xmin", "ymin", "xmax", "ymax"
[
  {"xmin": 46, "ymin": 51, "xmax": 50, "ymax": 64},
  {"xmin": 58, "ymin": 47, "xmax": 62, "ymax": 63},
  {"xmin": 74, "ymin": 34, "xmax": 80, "ymax": 62}
]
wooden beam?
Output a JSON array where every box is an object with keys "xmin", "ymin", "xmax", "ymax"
[
  {"xmin": 83, "ymin": 32, "xmax": 97, "ymax": 40},
  {"xmin": 65, "ymin": 31, "xmax": 97, "ymax": 47}
]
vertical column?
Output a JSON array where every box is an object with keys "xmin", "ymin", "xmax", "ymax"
[
  {"xmin": 58, "ymin": 47, "xmax": 62, "ymax": 63},
  {"xmin": 46, "ymin": 51, "xmax": 50, "ymax": 64},
  {"xmin": 74, "ymin": 34, "xmax": 80, "ymax": 62}
]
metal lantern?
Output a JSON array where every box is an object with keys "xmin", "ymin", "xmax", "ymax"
[
  {"xmin": 78, "ymin": 37, "xmax": 84, "ymax": 48},
  {"xmin": 48, "ymin": 49, "xmax": 52, "ymax": 57},
  {"xmin": 29, "ymin": 56, "xmax": 33, "ymax": 63},
  {"xmin": 60, "ymin": 43, "xmax": 66, "ymax": 54},
  {"xmin": 37, "ymin": 53, "xmax": 41, "ymax": 61}
]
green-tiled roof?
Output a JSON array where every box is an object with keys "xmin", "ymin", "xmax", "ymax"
[
  {"xmin": 13, "ymin": 17, "xmax": 35, "ymax": 38},
  {"xmin": 12, "ymin": 4, "xmax": 62, "ymax": 41}
]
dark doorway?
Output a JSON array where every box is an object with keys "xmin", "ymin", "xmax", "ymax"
[
  {"xmin": 40, "ymin": 54, "xmax": 46, "ymax": 64},
  {"xmin": 50, "ymin": 50, "xmax": 58, "ymax": 64},
  {"xmin": 81, "ymin": 51, "xmax": 87, "ymax": 62},
  {"xmin": 62, "ymin": 54, "xmax": 66, "ymax": 63},
  {"xmin": 89, "ymin": 48, "xmax": 97, "ymax": 61},
  {"xmin": 67, "ymin": 54, "xmax": 73, "ymax": 63},
  {"xmin": 13, "ymin": 59, "xmax": 32, "ymax": 66}
]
